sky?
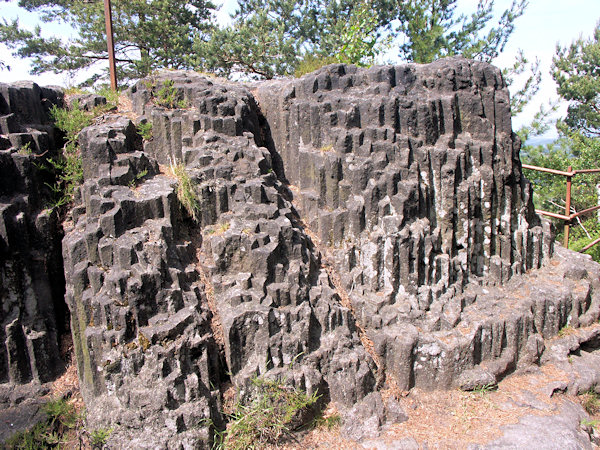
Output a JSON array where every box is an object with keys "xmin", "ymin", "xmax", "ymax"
[{"xmin": 1, "ymin": 0, "xmax": 600, "ymax": 134}]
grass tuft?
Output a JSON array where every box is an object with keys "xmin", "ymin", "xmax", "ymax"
[
  {"xmin": 5, "ymin": 397, "xmax": 82, "ymax": 448},
  {"xmin": 169, "ymin": 161, "xmax": 200, "ymax": 222},
  {"xmin": 220, "ymin": 377, "xmax": 319, "ymax": 449}
]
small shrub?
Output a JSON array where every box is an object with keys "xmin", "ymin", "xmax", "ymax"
[
  {"xmin": 51, "ymin": 101, "xmax": 92, "ymax": 143},
  {"xmin": 137, "ymin": 121, "xmax": 153, "ymax": 140},
  {"xmin": 169, "ymin": 162, "xmax": 200, "ymax": 222},
  {"xmin": 95, "ymin": 86, "xmax": 119, "ymax": 110},
  {"xmin": 89, "ymin": 426, "xmax": 113, "ymax": 448},
  {"xmin": 222, "ymin": 377, "xmax": 319, "ymax": 449},
  {"xmin": 156, "ymin": 80, "xmax": 187, "ymax": 109},
  {"xmin": 17, "ymin": 142, "xmax": 32, "ymax": 156}
]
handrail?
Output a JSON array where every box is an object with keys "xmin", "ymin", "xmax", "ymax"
[
  {"xmin": 522, "ymin": 164, "xmax": 574, "ymax": 177},
  {"xmin": 523, "ymin": 162, "xmax": 600, "ymax": 252}
]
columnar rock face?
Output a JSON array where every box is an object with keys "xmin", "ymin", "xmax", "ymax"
[
  {"xmin": 255, "ymin": 59, "xmax": 552, "ymax": 316},
  {"xmin": 0, "ymin": 82, "xmax": 66, "ymax": 387},
  {"xmin": 62, "ymin": 72, "xmax": 376, "ymax": 446},
  {"xmin": 3, "ymin": 57, "xmax": 600, "ymax": 448}
]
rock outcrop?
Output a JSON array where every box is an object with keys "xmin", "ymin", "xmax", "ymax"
[
  {"xmin": 0, "ymin": 82, "xmax": 66, "ymax": 389},
  {"xmin": 2, "ymin": 57, "xmax": 600, "ymax": 448}
]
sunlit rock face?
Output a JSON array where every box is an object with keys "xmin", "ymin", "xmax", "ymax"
[{"xmin": 5, "ymin": 58, "xmax": 600, "ymax": 448}]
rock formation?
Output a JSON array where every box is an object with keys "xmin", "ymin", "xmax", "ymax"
[
  {"xmin": 0, "ymin": 82, "xmax": 66, "ymax": 389},
  {"xmin": 2, "ymin": 57, "xmax": 600, "ymax": 447}
]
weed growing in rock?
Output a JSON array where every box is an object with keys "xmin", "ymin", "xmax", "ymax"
[
  {"xmin": 169, "ymin": 161, "xmax": 200, "ymax": 222},
  {"xmin": 311, "ymin": 410, "xmax": 341, "ymax": 430},
  {"xmin": 44, "ymin": 101, "xmax": 89, "ymax": 209},
  {"xmin": 128, "ymin": 169, "xmax": 148, "ymax": 188},
  {"xmin": 470, "ymin": 383, "xmax": 498, "ymax": 397},
  {"xmin": 89, "ymin": 426, "xmax": 113, "ymax": 448},
  {"xmin": 558, "ymin": 324, "xmax": 575, "ymax": 338},
  {"xmin": 17, "ymin": 142, "xmax": 32, "ymax": 156},
  {"xmin": 5, "ymin": 397, "xmax": 81, "ymax": 448},
  {"xmin": 137, "ymin": 121, "xmax": 153, "ymax": 140},
  {"xmin": 580, "ymin": 390, "xmax": 600, "ymax": 415},
  {"xmin": 156, "ymin": 80, "xmax": 187, "ymax": 109},
  {"xmin": 219, "ymin": 377, "xmax": 319, "ymax": 449}
]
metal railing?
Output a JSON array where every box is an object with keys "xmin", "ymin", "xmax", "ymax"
[{"xmin": 522, "ymin": 164, "xmax": 600, "ymax": 251}]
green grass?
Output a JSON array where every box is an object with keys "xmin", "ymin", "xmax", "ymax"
[
  {"xmin": 4, "ymin": 397, "xmax": 80, "ymax": 449},
  {"xmin": 169, "ymin": 162, "xmax": 200, "ymax": 222},
  {"xmin": 558, "ymin": 324, "xmax": 575, "ymax": 338},
  {"xmin": 137, "ymin": 121, "xmax": 153, "ymax": 140},
  {"xmin": 219, "ymin": 377, "xmax": 319, "ymax": 449}
]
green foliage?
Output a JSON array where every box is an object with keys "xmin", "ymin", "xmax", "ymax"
[
  {"xmin": 170, "ymin": 162, "xmax": 200, "ymax": 222},
  {"xmin": 503, "ymin": 50, "xmax": 542, "ymax": 115},
  {"xmin": 294, "ymin": 54, "xmax": 339, "ymax": 78},
  {"xmin": 0, "ymin": 0, "xmax": 217, "ymax": 84},
  {"xmin": 221, "ymin": 377, "xmax": 319, "ymax": 449},
  {"xmin": 46, "ymin": 102, "xmax": 88, "ymax": 209},
  {"xmin": 5, "ymin": 398, "xmax": 80, "ymax": 449},
  {"xmin": 128, "ymin": 169, "xmax": 148, "ymax": 188},
  {"xmin": 336, "ymin": 1, "xmax": 391, "ymax": 66},
  {"xmin": 51, "ymin": 101, "xmax": 92, "ymax": 144},
  {"xmin": 4, "ymin": 422, "xmax": 50, "ymax": 449},
  {"xmin": 553, "ymin": 22, "xmax": 600, "ymax": 137},
  {"xmin": 137, "ymin": 121, "xmax": 153, "ymax": 141},
  {"xmin": 199, "ymin": 0, "xmax": 396, "ymax": 79},
  {"xmin": 17, "ymin": 141, "xmax": 33, "ymax": 156},
  {"xmin": 396, "ymin": 0, "xmax": 527, "ymax": 64},
  {"xmin": 89, "ymin": 426, "xmax": 113, "ymax": 448},
  {"xmin": 155, "ymin": 80, "xmax": 187, "ymax": 109}
]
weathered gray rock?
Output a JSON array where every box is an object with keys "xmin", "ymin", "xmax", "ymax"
[
  {"xmin": 5, "ymin": 58, "xmax": 600, "ymax": 447},
  {"xmin": 0, "ymin": 82, "xmax": 66, "ymax": 389},
  {"xmin": 483, "ymin": 402, "xmax": 593, "ymax": 449},
  {"xmin": 342, "ymin": 392, "xmax": 407, "ymax": 441}
]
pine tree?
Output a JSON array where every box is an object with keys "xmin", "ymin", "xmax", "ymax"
[{"xmin": 0, "ymin": 0, "xmax": 217, "ymax": 85}]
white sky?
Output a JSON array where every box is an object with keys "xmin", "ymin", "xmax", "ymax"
[{"xmin": 1, "ymin": 0, "xmax": 599, "ymax": 133}]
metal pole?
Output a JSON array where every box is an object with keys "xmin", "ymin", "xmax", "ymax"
[
  {"xmin": 564, "ymin": 165, "xmax": 572, "ymax": 249},
  {"xmin": 104, "ymin": 0, "xmax": 118, "ymax": 91}
]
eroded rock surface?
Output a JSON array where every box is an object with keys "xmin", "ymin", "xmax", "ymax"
[
  {"xmin": 0, "ymin": 82, "xmax": 66, "ymax": 390},
  {"xmin": 3, "ymin": 57, "xmax": 600, "ymax": 448}
]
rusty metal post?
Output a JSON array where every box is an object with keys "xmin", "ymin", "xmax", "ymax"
[
  {"xmin": 104, "ymin": 0, "xmax": 118, "ymax": 90},
  {"xmin": 564, "ymin": 165, "xmax": 572, "ymax": 248}
]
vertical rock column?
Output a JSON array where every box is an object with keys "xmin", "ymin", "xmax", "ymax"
[{"xmin": 0, "ymin": 82, "xmax": 66, "ymax": 387}]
